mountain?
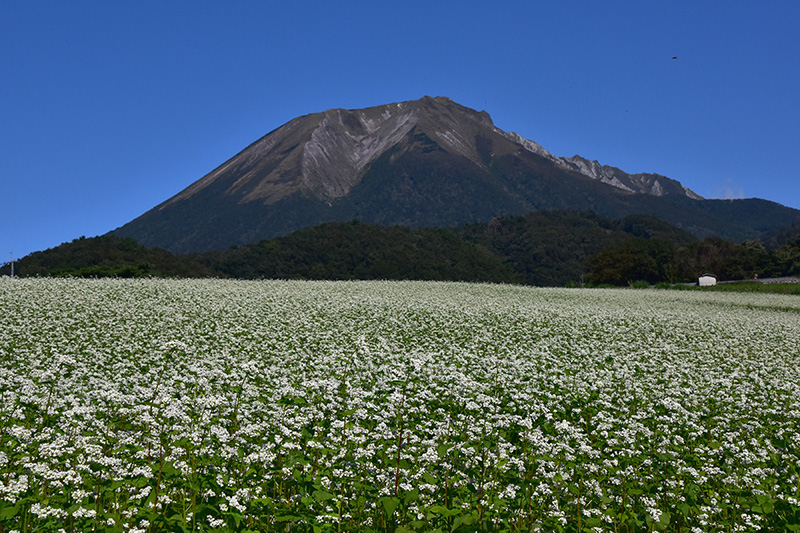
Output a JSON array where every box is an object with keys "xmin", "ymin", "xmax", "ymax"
[{"xmin": 111, "ymin": 96, "xmax": 800, "ymax": 253}]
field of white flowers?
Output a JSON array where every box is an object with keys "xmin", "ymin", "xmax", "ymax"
[{"xmin": 0, "ymin": 278, "xmax": 798, "ymax": 532}]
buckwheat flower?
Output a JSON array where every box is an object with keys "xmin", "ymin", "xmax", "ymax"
[
  {"xmin": 228, "ymin": 495, "xmax": 246, "ymax": 513},
  {"xmin": 70, "ymin": 506, "xmax": 96, "ymax": 519},
  {"xmin": 163, "ymin": 340, "xmax": 188, "ymax": 351}
]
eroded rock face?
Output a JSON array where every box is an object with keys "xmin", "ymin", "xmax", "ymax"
[
  {"xmin": 162, "ymin": 96, "xmax": 702, "ymax": 210},
  {"xmin": 113, "ymin": 96, "xmax": 728, "ymax": 253}
]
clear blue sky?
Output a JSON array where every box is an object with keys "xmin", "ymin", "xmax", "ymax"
[{"xmin": 3, "ymin": 1, "xmax": 799, "ymax": 260}]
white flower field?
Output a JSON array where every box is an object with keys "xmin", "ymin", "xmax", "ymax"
[{"xmin": 1, "ymin": 277, "xmax": 799, "ymax": 532}]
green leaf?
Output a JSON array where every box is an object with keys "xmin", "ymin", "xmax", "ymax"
[
  {"xmin": 275, "ymin": 514, "xmax": 301, "ymax": 522},
  {"xmin": 583, "ymin": 517, "xmax": 602, "ymax": 528},
  {"xmin": 381, "ymin": 496, "xmax": 400, "ymax": 517},
  {"xmin": 451, "ymin": 512, "xmax": 477, "ymax": 532},
  {"xmin": 754, "ymin": 495, "xmax": 775, "ymax": 514},
  {"xmin": 0, "ymin": 502, "xmax": 18, "ymax": 520},
  {"xmin": 161, "ymin": 461, "xmax": 179, "ymax": 476},
  {"xmin": 313, "ymin": 489, "xmax": 335, "ymax": 502},
  {"xmin": 403, "ymin": 488, "xmax": 419, "ymax": 503},
  {"xmin": 143, "ymin": 487, "xmax": 157, "ymax": 507},
  {"xmin": 655, "ymin": 510, "xmax": 671, "ymax": 530},
  {"xmin": 167, "ymin": 513, "xmax": 187, "ymax": 524}
]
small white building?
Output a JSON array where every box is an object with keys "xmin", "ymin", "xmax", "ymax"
[{"xmin": 698, "ymin": 273, "xmax": 717, "ymax": 287}]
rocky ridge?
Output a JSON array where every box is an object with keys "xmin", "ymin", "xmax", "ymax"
[
  {"xmin": 164, "ymin": 96, "xmax": 700, "ymax": 210},
  {"xmin": 110, "ymin": 96, "xmax": 800, "ymax": 253}
]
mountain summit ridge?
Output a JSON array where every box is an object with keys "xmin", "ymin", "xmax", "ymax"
[
  {"xmin": 112, "ymin": 96, "xmax": 798, "ymax": 253},
  {"xmin": 165, "ymin": 97, "xmax": 493, "ymax": 207},
  {"xmin": 164, "ymin": 96, "xmax": 699, "ymax": 209}
]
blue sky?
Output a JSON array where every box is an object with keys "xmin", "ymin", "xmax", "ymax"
[{"xmin": 2, "ymin": 1, "xmax": 799, "ymax": 260}]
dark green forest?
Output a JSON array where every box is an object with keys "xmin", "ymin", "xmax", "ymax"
[{"xmin": 4, "ymin": 213, "xmax": 800, "ymax": 287}]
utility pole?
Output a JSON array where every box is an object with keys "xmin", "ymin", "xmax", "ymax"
[{"xmin": 9, "ymin": 252, "xmax": 13, "ymax": 279}]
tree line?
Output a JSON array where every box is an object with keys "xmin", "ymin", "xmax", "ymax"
[{"xmin": 4, "ymin": 213, "xmax": 799, "ymax": 286}]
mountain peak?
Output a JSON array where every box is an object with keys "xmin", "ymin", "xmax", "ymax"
[
  {"xmin": 113, "ymin": 97, "xmax": 715, "ymax": 253},
  {"xmin": 166, "ymin": 96, "xmax": 509, "ymax": 208}
]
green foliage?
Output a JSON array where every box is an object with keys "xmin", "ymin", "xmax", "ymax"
[
  {"xmin": 585, "ymin": 238, "xmax": 678, "ymax": 286},
  {"xmin": 203, "ymin": 221, "xmax": 518, "ymax": 283},
  {"xmin": 456, "ymin": 211, "xmax": 696, "ymax": 286},
  {"xmin": 586, "ymin": 232, "xmax": 800, "ymax": 286},
  {"xmin": 759, "ymin": 221, "xmax": 800, "ymax": 250},
  {"xmin": 2, "ymin": 236, "xmax": 215, "ymax": 278},
  {"xmin": 770, "ymin": 234, "xmax": 800, "ymax": 276},
  {"xmin": 6, "ymin": 212, "xmax": 800, "ymax": 288},
  {"xmin": 619, "ymin": 213, "xmax": 698, "ymax": 246}
]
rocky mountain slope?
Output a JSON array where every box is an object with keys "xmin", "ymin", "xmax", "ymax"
[{"xmin": 111, "ymin": 96, "xmax": 799, "ymax": 253}]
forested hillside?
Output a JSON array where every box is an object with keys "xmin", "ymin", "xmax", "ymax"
[{"xmin": 5, "ymin": 213, "xmax": 800, "ymax": 286}]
